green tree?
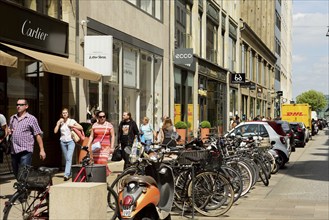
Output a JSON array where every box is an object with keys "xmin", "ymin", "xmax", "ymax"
[{"xmin": 296, "ymin": 90, "xmax": 327, "ymax": 112}]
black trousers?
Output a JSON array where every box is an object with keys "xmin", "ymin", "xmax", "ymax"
[{"xmin": 121, "ymin": 144, "xmax": 131, "ymax": 170}]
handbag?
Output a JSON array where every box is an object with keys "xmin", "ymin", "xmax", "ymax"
[
  {"xmin": 70, "ymin": 120, "xmax": 85, "ymax": 143},
  {"xmin": 91, "ymin": 123, "xmax": 108, "ymax": 152},
  {"xmin": 71, "ymin": 130, "xmax": 80, "ymax": 143},
  {"xmin": 91, "ymin": 141, "xmax": 101, "ymax": 152},
  {"xmin": 111, "ymin": 146, "xmax": 122, "ymax": 161}
]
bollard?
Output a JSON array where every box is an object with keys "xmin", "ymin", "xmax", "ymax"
[{"xmin": 50, "ymin": 182, "xmax": 107, "ymax": 219}]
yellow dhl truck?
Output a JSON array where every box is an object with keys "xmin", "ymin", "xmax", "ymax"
[{"xmin": 281, "ymin": 104, "xmax": 312, "ymax": 131}]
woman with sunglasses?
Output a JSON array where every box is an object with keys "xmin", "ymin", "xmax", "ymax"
[{"xmin": 87, "ymin": 111, "xmax": 115, "ymax": 175}]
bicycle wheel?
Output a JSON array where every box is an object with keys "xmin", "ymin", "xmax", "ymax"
[
  {"xmin": 220, "ymin": 165, "xmax": 243, "ymax": 203},
  {"xmin": 3, "ymin": 190, "xmax": 49, "ymax": 220},
  {"xmin": 187, "ymin": 171, "xmax": 234, "ymax": 217},
  {"xmin": 107, "ymin": 186, "xmax": 120, "ymax": 220},
  {"xmin": 226, "ymin": 160, "xmax": 253, "ymax": 197},
  {"xmin": 254, "ymin": 158, "xmax": 269, "ymax": 186},
  {"xmin": 173, "ymin": 170, "xmax": 192, "ymax": 211}
]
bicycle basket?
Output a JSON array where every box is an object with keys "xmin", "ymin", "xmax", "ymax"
[
  {"xmin": 206, "ymin": 151, "xmax": 223, "ymax": 170},
  {"xmin": 177, "ymin": 150, "xmax": 209, "ymax": 165},
  {"xmin": 17, "ymin": 166, "xmax": 51, "ymax": 190}
]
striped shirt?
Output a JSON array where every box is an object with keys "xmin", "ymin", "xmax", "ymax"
[{"xmin": 9, "ymin": 113, "xmax": 43, "ymax": 154}]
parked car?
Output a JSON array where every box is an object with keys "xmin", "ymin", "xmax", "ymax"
[
  {"xmin": 226, "ymin": 121, "xmax": 291, "ymax": 167},
  {"xmin": 299, "ymin": 122, "xmax": 311, "ymax": 142},
  {"xmin": 274, "ymin": 120, "xmax": 295, "ymax": 152},
  {"xmin": 289, "ymin": 122, "xmax": 306, "ymax": 147}
]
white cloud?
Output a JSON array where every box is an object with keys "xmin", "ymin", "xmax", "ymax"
[
  {"xmin": 292, "ymin": 5, "xmax": 329, "ymax": 99},
  {"xmin": 292, "ymin": 54, "xmax": 305, "ymax": 63}
]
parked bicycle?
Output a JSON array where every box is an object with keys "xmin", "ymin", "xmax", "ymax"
[
  {"xmin": 2, "ymin": 165, "xmax": 58, "ymax": 220},
  {"xmin": 2, "ymin": 146, "xmax": 119, "ymax": 220}
]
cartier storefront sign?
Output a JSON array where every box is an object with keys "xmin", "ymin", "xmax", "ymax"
[{"xmin": 0, "ymin": 0, "xmax": 68, "ymax": 57}]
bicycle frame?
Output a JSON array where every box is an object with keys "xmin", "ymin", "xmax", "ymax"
[{"xmin": 73, "ymin": 166, "xmax": 88, "ymax": 182}]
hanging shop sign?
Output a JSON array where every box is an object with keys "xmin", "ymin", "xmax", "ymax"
[
  {"xmin": 174, "ymin": 48, "xmax": 193, "ymax": 65},
  {"xmin": 231, "ymin": 73, "xmax": 245, "ymax": 84},
  {"xmin": 84, "ymin": 35, "xmax": 113, "ymax": 76}
]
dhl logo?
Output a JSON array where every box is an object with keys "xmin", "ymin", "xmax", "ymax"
[{"xmin": 284, "ymin": 112, "xmax": 304, "ymax": 116}]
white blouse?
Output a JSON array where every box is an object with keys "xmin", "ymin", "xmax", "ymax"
[{"xmin": 59, "ymin": 118, "xmax": 77, "ymax": 142}]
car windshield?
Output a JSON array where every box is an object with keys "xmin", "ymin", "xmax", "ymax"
[
  {"xmin": 281, "ymin": 123, "xmax": 290, "ymax": 132},
  {"xmin": 232, "ymin": 124, "xmax": 269, "ymax": 137},
  {"xmin": 290, "ymin": 124, "xmax": 299, "ymax": 131}
]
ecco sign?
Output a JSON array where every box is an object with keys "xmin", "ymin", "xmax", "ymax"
[{"xmin": 174, "ymin": 48, "xmax": 193, "ymax": 65}]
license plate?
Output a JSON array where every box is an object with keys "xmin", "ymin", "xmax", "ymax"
[{"xmin": 122, "ymin": 209, "xmax": 132, "ymax": 217}]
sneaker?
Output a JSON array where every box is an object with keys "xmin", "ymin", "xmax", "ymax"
[{"xmin": 64, "ymin": 176, "xmax": 69, "ymax": 181}]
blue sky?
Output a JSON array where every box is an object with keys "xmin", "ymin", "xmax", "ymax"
[{"xmin": 292, "ymin": 0, "xmax": 329, "ymax": 99}]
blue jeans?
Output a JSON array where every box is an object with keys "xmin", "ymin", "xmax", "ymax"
[
  {"xmin": 144, "ymin": 139, "xmax": 153, "ymax": 153},
  {"xmin": 60, "ymin": 140, "xmax": 75, "ymax": 177},
  {"xmin": 11, "ymin": 151, "xmax": 33, "ymax": 179}
]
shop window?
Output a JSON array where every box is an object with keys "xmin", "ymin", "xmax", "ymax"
[
  {"xmin": 123, "ymin": 47, "xmax": 138, "ymax": 117},
  {"xmin": 250, "ymin": 97, "xmax": 255, "ymax": 119},
  {"xmin": 102, "ymin": 42, "xmax": 120, "ymax": 131},
  {"xmin": 139, "ymin": 52, "xmax": 153, "ymax": 125},
  {"xmin": 174, "ymin": 69, "xmax": 193, "ymax": 125},
  {"xmin": 256, "ymin": 98, "xmax": 261, "ymax": 116},
  {"xmin": 229, "ymin": 88, "xmax": 238, "ymax": 118},
  {"xmin": 154, "ymin": 57, "xmax": 163, "ymax": 130}
]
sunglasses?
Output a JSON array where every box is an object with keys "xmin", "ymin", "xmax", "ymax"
[
  {"xmin": 16, "ymin": 104, "xmax": 26, "ymax": 106},
  {"xmin": 98, "ymin": 115, "xmax": 106, "ymax": 118}
]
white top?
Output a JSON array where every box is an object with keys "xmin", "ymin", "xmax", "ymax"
[
  {"xmin": 60, "ymin": 118, "xmax": 77, "ymax": 142},
  {"xmin": 0, "ymin": 114, "xmax": 6, "ymax": 126}
]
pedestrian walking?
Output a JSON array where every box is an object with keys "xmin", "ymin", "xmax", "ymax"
[
  {"xmin": 118, "ymin": 112, "xmax": 139, "ymax": 169},
  {"xmin": 155, "ymin": 115, "xmax": 168, "ymax": 142},
  {"xmin": 0, "ymin": 113, "xmax": 8, "ymax": 163},
  {"xmin": 159, "ymin": 117, "xmax": 177, "ymax": 148},
  {"xmin": 139, "ymin": 117, "xmax": 156, "ymax": 153},
  {"xmin": 87, "ymin": 111, "xmax": 115, "ymax": 176},
  {"xmin": 54, "ymin": 108, "xmax": 83, "ymax": 181},
  {"xmin": 8, "ymin": 98, "xmax": 46, "ymax": 178}
]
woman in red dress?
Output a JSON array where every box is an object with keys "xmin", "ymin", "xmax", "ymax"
[{"xmin": 87, "ymin": 111, "xmax": 115, "ymax": 176}]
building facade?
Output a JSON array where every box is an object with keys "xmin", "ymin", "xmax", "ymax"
[{"xmin": 0, "ymin": 0, "xmax": 293, "ymax": 171}]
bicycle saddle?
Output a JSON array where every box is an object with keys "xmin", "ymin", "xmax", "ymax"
[{"xmin": 38, "ymin": 167, "xmax": 59, "ymax": 175}]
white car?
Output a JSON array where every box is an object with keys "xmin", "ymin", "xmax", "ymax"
[{"xmin": 226, "ymin": 121, "xmax": 291, "ymax": 167}]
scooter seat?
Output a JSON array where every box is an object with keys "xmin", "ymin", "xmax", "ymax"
[{"xmin": 123, "ymin": 175, "xmax": 158, "ymax": 187}]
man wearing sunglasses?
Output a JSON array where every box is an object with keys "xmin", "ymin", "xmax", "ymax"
[{"xmin": 8, "ymin": 98, "xmax": 46, "ymax": 178}]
